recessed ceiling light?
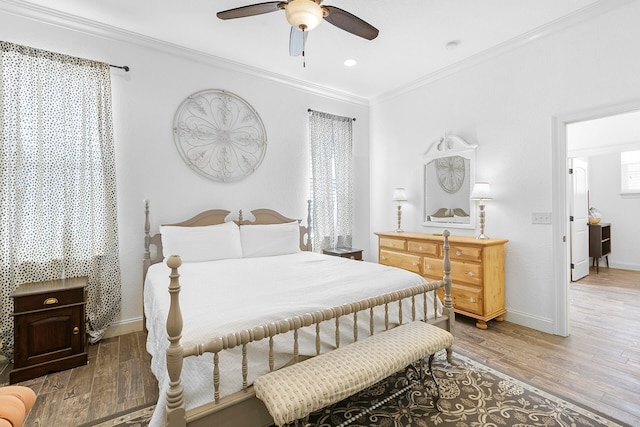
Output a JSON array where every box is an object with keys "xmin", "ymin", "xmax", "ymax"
[
  {"xmin": 445, "ymin": 40, "xmax": 460, "ymax": 51},
  {"xmin": 344, "ymin": 59, "xmax": 357, "ymax": 67}
]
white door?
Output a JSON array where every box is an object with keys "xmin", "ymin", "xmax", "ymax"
[{"xmin": 570, "ymin": 158, "xmax": 589, "ymax": 281}]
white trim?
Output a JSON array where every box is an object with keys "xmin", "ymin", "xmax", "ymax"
[
  {"xmin": 371, "ymin": 0, "xmax": 635, "ymax": 105},
  {"xmin": 503, "ymin": 309, "xmax": 554, "ymax": 335},
  {"xmin": 552, "ymin": 99, "xmax": 640, "ymax": 338},
  {"xmin": 103, "ymin": 317, "xmax": 144, "ymax": 339},
  {"xmin": 0, "ymin": 0, "xmax": 369, "ymax": 107}
]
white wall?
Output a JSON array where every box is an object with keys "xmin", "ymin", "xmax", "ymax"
[
  {"xmin": 369, "ymin": 1, "xmax": 640, "ymax": 333},
  {"xmin": 588, "ymin": 153, "xmax": 640, "ymax": 271},
  {"xmin": 0, "ymin": 11, "xmax": 370, "ymax": 332}
]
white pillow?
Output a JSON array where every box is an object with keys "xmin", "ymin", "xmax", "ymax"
[
  {"xmin": 240, "ymin": 221, "xmax": 301, "ymax": 258},
  {"xmin": 160, "ymin": 221, "xmax": 242, "ymax": 262}
]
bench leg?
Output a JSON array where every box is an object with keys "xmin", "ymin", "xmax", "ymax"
[{"xmin": 426, "ymin": 354, "xmax": 441, "ymax": 409}]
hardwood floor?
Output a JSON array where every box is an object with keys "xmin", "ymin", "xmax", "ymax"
[
  {"xmin": 0, "ymin": 331, "xmax": 158, "ymax": 426},
  {"xmin": 1, "ymin": 267, "xmax": 638, "ymax": 426}
]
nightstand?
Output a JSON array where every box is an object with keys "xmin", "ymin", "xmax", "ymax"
[
  {"xmin": 10, "ymin": 277, "xmax": 88, "ymax": 384},
  {"xmin": 322, "ymin": 248, "xmax": 363, "ymax": 260}
]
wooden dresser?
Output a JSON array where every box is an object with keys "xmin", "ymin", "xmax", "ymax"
[
  {"xmin": 10, "ymin": 277, "xmax": 88, "ymax": 383},
  {"xmin": 375, "ymin": 232, "xmax": 508, "ymax": 329}
]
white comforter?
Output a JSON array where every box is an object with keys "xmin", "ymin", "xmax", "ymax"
[{"xmin": 144, "ymin": 252, "xmax": 442, "ymax": 426}]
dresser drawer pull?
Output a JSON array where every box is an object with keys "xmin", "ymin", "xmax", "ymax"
[
  {"xmin": 412, "ymin": 261, "xmax": 418, "ymax": 266},
  {"xmin": 381, "ymin": 255, "xmax": 387, "ymax": 260},
  {"xmin": 469, "ymin": 297, "xmax": 476, "ymax": 303},
  {"xmin": 389, "ymin": 242, "xmax": 394, "ymax": 247},
  {"xmin": 418, "ymin": 246, "xmax": 424, "ymax": 250},
  {"xmin": 456, "ymin": 250, "xmax": 462, "ymax": 256},
  {"xmin": 466, "ymin": 271, "xmax": 475, "ymax": 277},
  {"xmin": 44, "ymin": 297, "xmax": 58, "ymax": 305},
  {"xmin": 425, "ymin": 264, "xmax": 432, "ymax": 269},
  {"xmin": 73, "ymin": 327, "xmax": 80, "ymax": 335}
]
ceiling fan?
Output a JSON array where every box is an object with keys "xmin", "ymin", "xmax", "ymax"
[{"xmin": 217, "ymin": 0, "xmax": 379, "ymax": 60}]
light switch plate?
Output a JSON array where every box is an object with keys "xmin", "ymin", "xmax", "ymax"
[{"xmin": 532, "ymin": 212, "xmax": 552, "ymax": 224}]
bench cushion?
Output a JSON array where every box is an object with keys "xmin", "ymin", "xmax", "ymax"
[{"xmin": 253, "ymin": 321, "xmax": 453, "ymax": 426}]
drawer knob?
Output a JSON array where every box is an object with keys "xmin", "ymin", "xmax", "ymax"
[
  {"xmin": 412, "ymin": 261, "xmax": 418, "ymax": 266},
  {"xmin": 467, "ymin": 271, "xmax": 475, "ymax": 277},
  {"xmin": 390, "ymin": 243, "xmax": 394, "ymax": 247},
  {"xmin": 470, "ymin": 297, "xmax": 476, "ymax": 303},
  {"xmin": 419, "ymin": 246, "xmax": 424, "ymax": 250},
  {"xmin": 426, "ymin": 264, "xmax": 432, "ymax": 269},
  {"xmin": 381, "ymin": 256, "xmax": 387, "ymax": 260},
  {"xmin": 73, "ymin": 327, "xmax": 80, "ymax": 335},
  {"xmin": 44, "ymin": 297, "xmax": 58, "ymax": 305},
  {"xmin": 456, "ymin": 250, "xmax": 462, "ymax": 256}
]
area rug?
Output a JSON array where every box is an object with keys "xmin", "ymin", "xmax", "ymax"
[{"xmin": 81, "ymin": 353, "xmax": 630, "ymax": 427}]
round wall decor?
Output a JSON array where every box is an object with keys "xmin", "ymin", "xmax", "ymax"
[
  {"xmin": 435, "ymin": 155, "xmax": 465, "ymax": 193},
  {"xmin": 173, "ymin": 89, "xmax": 267, "ymax": 182}
]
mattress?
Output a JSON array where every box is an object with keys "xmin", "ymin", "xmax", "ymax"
[{"xmin": 144, "ymin": 252, "xmax": 443, "ymax": 426}]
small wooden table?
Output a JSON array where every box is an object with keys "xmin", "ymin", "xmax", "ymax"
[
  {"xmin": 10, "ymin": 277, "xmax": 88, "ymax": 384},
  {"xmin": 322, "ymin": 247, "xmax": 363, "ymax": 261}
]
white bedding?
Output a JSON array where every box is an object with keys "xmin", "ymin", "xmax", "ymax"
[{"xmin": 144, "ymin": 252, "xmax": 443, "ymax": 426}]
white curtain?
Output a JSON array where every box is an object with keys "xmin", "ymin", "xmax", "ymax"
[
  {"xmin": 309, "ymin": 110, "xmax": 354, "ymax": 252},
  {"xmin": 0, "ymin": 42, "xmax": 121, "ymax": 357}
]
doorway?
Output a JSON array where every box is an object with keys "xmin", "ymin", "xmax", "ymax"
[{"xmin": 552, "ymin": 101, "xmax": 640, "ymax": 337}]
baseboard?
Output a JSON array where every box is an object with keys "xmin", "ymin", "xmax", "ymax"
[
  {"xmin": 608, "ymin": 262, "xmax": 640, "ymax": 272},
  {"xmin": 103, "ymin": 317, "xmax": 144, "ymax": 339},
  {"xmin": 502, "ymin": 309, "xmax": 554, "ymax": 335}
]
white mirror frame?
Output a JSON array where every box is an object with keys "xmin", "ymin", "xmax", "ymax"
[{"xmin": 422, "ymin": 134, "xmax": 478, "ymax": 229}]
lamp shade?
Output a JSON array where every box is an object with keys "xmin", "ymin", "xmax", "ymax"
[
  {"xmin": 470, "ymin": 182, "xmax": 492, "ymax": 200},
  {"xmin": 285, "ymin": 0, "xmax": 323, "ymax": 31},
  {"xmin": 392, "ymin": 188, "xmax": 407, "ymax": 202}
]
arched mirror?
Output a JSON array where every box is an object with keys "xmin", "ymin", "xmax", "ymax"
[{"xmin": 423, "ymin": 134, "xmax": 477, "ymax": 229}]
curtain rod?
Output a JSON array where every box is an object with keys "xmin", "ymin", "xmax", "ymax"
[
  {"xmin": 109, "ymin": 64, "xmax": 130, "ymax": 72},
  {"xmin": 308, "ymin": 108, "xmax": 355, "ymax": 121}
]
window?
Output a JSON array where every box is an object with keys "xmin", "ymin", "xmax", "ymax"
[
  {"xmin": 621, "ymin": 150, "xmax": 640, "ymax": 194},
  {"xmin": 308, "ymin": 110, "xmax": 354, "ymax": 251},
  {"xmin": 0, "ymin": 42, "xmax": 121, "ymax": 356}
]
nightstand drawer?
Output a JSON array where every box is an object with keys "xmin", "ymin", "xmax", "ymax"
[
  {"xmin": 13, "ymin": 287, "xmax": 85, "ymax": 313},
  {"xmin": 379, "ymin": 250, "xmax": 421, "ymax": 274},
  {"xmin": 322, "ymin": 248, "xmax": 363, "ymax": 260}
]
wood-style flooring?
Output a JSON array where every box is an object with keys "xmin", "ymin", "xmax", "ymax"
[{"xmin": 1, "ymin": 266, "xmax": 638, "ymax": 426}]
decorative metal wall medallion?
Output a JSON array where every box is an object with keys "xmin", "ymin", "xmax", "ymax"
[
  {"xmin": 435, "ymin": 155, "xmax": 466, "ymax": 193},
  {"xmin": 173, "ymin": 89, "xmax": 267, "ymax": 182}
]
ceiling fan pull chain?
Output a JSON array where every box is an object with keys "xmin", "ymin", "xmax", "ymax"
[{"xmin": 302, "ymin": 28, "xmax": 306, "ymax": 68}]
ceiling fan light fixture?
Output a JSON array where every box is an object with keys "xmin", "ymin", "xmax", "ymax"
[{"xmin": 285, "ymin": 0, "xmax": 323, "ymax": 31}]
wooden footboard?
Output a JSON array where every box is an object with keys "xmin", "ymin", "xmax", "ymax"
[{"xmin": 162, "ymin": 232, "xmax": 454, "ymax": 427}]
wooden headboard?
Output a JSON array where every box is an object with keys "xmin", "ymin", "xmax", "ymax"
[{"xmin": 143, "ymin": 201, "xmax": 312, "ymax": 280}]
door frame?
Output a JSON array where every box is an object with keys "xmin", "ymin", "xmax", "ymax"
[{"xmin": 551, "ymin": 99, "xmax": 640, "ymax": 336}]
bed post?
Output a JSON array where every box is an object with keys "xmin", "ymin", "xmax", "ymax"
[
  {"xmin": 166, "ymin": 255, "xmax": 186, "ymax": 427},
  {"xmin": 441, "ymin": 230, "xmax": 455, "ymax": 363}
]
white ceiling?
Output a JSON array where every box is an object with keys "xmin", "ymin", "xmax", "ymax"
[{"xmin": 13, "ymin": 0, "xmax": 620, "ymax": 100}]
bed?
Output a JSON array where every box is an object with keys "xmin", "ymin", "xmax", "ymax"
[{"xmin": 142, "ymin": 201, "xmax": 455, "ymax": 427}]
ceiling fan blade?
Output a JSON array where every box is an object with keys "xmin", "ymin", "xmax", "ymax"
[
  {"xmin": 289, "ymin": 27, "xmax": 308, "ymax": 56},
  {"xmin": 322, "ymin": 6, "xmax": 379, "ymax": 40},
  {"xmin": 217, "ymin": 1, "xmax": 283, "ymax": 20}
]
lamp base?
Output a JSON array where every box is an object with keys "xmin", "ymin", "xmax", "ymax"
[
  {"xmin": 476, "ymin": 233, "xmax": 489, "ymax": 240},
  {"xmin": 395, "ymin": 228, "xmax": 404, "ymax": 233}
]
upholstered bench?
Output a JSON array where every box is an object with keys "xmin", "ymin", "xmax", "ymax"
[{"xmin": 253, "ymin": 320, "xmax": 454, "ymax": 426}]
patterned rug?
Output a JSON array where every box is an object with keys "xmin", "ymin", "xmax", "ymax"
[{"xmin": 82, "ymin": 353, "xmax": 630, "ymax": 427}]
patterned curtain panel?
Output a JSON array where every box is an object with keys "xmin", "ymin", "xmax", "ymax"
[
  {"xmin": 309, "ymin": 110, "xmax": 354, "ymax": 252},
  {"xmin": 0, "ymin": 42, "xmax": 121, "ymax": 357}
]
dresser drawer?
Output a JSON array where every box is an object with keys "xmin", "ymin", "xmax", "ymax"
[
  {"xmin": 450, "ymin": 245, "xmax": 482, "ymax": 261},
  {"xmin": 407, "ymin": 241, "xmax": 439, "ymax": 257},
  {"xmin": 13, "ymin": 287, "xmax": 85, "ymax": 313},
  {"xmin": 379, "ymin": 237, "xmax": 407, "ymax": 251},
  {"xmin": 451, "ymin": 260, "xmax": 483, "ymax": 286},
  {"xmin": 422, "ymin": 256, "xmax": 443, "ymax": 280},
  {"xmin": 379, "ymin": 250, "xmax": 421, "ymax": 274},
  {"xmin": 439, "ymin": 284, "xmax": 483, "ymax": 316}
]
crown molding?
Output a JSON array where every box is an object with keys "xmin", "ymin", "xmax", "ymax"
[
  {"xmin": 0, "ymin": 0, "xmax": 369, "ymax": 107},
  {"xmin": 371, "ymin": 0, "xmax": 636, "ymax": 105}
]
